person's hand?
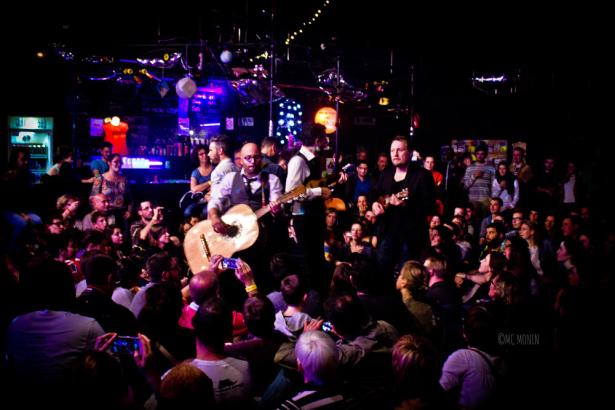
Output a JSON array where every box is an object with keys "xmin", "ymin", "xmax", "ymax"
[
  {"xmin": 321, "ymin": 187, "xmax": 332, "ymax": 199},
  {"xmin": 269, "ymin": 199, "xmax": 281, "ymax": 214},
  {"xmin": 454, "ymin": 274, "xmax": 465, "ymax": 288},
  {"xmin": 499, "ymin": 180, "xmax": 507, "ymax": 189},
  {"xmin": 211, "ymin": 217, "xmax": 229, "ymax": 235},
  {"xmin": 234, "ymin": 258, "xmax": 255, "ymax": 286},
  {"xmin": 372, "ymin": 202, "xmax": 385, "ymax": 216},
  {"xmin": 343, "ymin": 231, "xmax": 352, "ymax": 245},
  {"xmin": 337, "ymin": 172, "xmax": 348, "ymax": 184},
  {"xmin": 153, "ymin": 207, "xmax": 164, "ymax": 223},
  {"xmin": 209, "ymin": 254, "xmax": 225, "ymax": 274},
  {"xmin": 473, "ymin": 170, "xmax": 484, "ymax": 179},
  {"xmin": 304, "ymin": 318, "xmax": 324, "ymax": 333},
  {"xmin": 133, "ymin": 333, "xmax": 153, "ymax": 370},
  {"xmin": 389, "ymin": 194, "xmax": 405, "ymax": 206},
  {"xmin": 95, "ymin": 332, "xmax": 117, "ymax": 352}
]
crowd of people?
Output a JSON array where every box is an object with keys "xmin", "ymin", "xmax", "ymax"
[{"xmin": 1, "ymin": 126, "xmax": 613, "ymax": 409}]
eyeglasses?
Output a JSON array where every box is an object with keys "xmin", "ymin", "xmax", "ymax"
[{"xmin": 243, "ymin": 155, "xmax": 262, "ymax": 162}]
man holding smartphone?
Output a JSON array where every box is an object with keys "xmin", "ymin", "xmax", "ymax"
[{"xmin": 130, "ymin": 200, "xmax": 166, "ymax": 251}]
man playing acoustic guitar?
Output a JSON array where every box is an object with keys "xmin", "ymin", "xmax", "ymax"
[
  {"xmin": 372, "ymin": 136, "xmax": 436, "ymax": 285},
  {"xmin": 207, "ymin": 142, "xmax": 283, "ymax": 291}
]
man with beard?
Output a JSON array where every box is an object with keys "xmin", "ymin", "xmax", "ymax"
[{"xmin": 286, "ymin": 123, "xmax": 345, "ymax": 292}]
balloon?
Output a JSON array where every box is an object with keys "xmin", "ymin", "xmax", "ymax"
[
  {"xmin": 176, "ymin": 77, "xmax": 197, "ymax": 99},
  {"xmin": 220, "ymin": 50, "xmax": 233, "ymax": 64}
]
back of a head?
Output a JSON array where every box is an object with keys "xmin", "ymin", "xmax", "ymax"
[
  {"xmin": 189, "ymin": 272, "xmax": 218, "ymax": 305},
  {"xmin": 193, "ymin": 297, "xmax": 232, "ymax": 349},
  {"xmin": 300, "ymin": 123, "xmax": 326, "ymax": 147},
  {"xmin": 280, "ymin": 274, "xmax": 307, "ymax": 307},
  {"xmin": 243, "ymin": 294, "xmax": 276, "ymax": 337},
  {"xmin": 139, "ymin": 282, "xmax": 184, "ymax": 339},
  {"xmin": 20, "ymin": 257, "xmax": 75, "ymax": 312},
  {"xmin": 145, "ymin": 252, "xmax": 171, "ymax": 282},
  {"xmin": 392, "ymin": 334, "xmax": 440, "ymax": 398},
  {"xmin": 66, "ymin": 350, "xmax": 129, "ymax": 410},
  {"xmin": 296, "ymin": 330, "xmax": 339, "ymax": 386},
  {"xmin": 159, "ymin": 363, "xmax": 215, "ymax": 410},
  {"xmin": 84, "ymin": 254, "xmax": 117, "ymax": 287},
  {"xmin": 270, "ymin": 252, "xmax": 293, "ymax": 283},
  {"xmin": 261, "ymin": 136, "xmax": 277, "ymax": 151},
  {"xmin": 348, "ymin": 254, "xmax": 376, "ymax": 293},
  {"xmin": 400, "ymin": 261, "xmax": 428, "ymax": 294},
  {"xmin": 424, "ymin": 255, "xmax": 448, "ymax": 281},
  {"xmin": 325, "ymin": 293, "xmax": 369, "ymax": 339},
  {"xmin": 464, "ymin": 306, "xmax": 497, "ymax": 353}
]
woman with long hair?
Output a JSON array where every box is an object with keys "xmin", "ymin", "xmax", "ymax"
[
  {"xmin": 90, "ymin": 154, "xmax": 131, "ymax": 223},
  {"xmin": 492, "ymin": 161, "xmax": 519, "ymax": 213}
]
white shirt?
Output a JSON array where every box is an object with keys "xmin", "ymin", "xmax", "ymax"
[
  {"xmin": 208, "ymin": 170, "xmax": 283, "ymax": 213},
  {"xmin": 286, "ymin": 146, "xmax": 322, "ymax": 215}
]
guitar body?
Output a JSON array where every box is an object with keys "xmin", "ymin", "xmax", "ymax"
[{"xmin": 184, "ymin": 204, "xmax": 259, "ymax": 273}]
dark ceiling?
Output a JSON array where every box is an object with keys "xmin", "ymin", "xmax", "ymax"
[{"xmin": 3, "ymin": 1, "xmax": 611, "ymax": 156}]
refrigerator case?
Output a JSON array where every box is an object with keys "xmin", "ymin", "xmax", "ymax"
[{"xmin": 7, "ymin": 116, "xmax": 53, "ymax": 183}]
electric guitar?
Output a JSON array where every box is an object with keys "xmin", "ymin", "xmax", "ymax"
[{"xmin": 183, "ymin": 184, "xmax": 307, "ymax": 273}]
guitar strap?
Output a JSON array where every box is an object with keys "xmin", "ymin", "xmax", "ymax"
[{"xmin": 260, "ymin": 171, "xmax": 268, "ymax": 207}]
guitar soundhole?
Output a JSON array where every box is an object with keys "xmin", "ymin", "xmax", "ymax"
[{"xmin": 225, "ymin": 224, "xmax": 240, "ymax": 238}]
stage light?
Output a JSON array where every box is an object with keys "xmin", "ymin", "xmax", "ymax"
[{"xmin": 314, "ymin": 106, "xmax": 337, "ymax": 134}]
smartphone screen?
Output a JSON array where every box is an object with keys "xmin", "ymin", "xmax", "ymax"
[
  {"xmin": 111, "ymin": 336, "xmax": 140, "ymax": 355},
  {"xmin": 221, "ymin": 258, "xmax": 238, "ymax": 270},
  {"xmin": 321, "ymin": 321, "xmax": 333, "ymax": 333}
]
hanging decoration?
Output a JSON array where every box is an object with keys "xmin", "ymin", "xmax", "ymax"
[
  {"xmin": 316, "ymin": 68, "xmax": 367, "ymax": 103},
  {"xmin": 275, "ymin": 98, "xmax": 303, "ymax": 145},
  {"xmin": 284, "ymin": 0, "xmax": 333, "ymax": 46}
]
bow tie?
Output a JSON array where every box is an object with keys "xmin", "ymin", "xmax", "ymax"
[{"xmin": 243, "ymin": 175, "xmax": 259, "ymax": 183}]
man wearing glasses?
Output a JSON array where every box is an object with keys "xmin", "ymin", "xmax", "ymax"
[
  {"xmin": 207, "ymin": 142, "xmax": 283, "ymax": 291},
  {"xmin": 208, "ymin": 142, "xmax": 282, "ymax": 234}
]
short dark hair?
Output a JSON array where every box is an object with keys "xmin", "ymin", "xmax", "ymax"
[
  {"xmin": 261, "ymin": 137, "xmax": 277, "ymax": 149},
  {"xmin": 84, "ymin": 254, "xmax": 118, "ymax": 286},
  {"xmin": 193, "ymin": 297, "xmax": 232, "ymax": 348},
  {"xmin": 145, "ymin": 252, "xmax": 171, "ymax": 282},
  {"xmin": 280, "ymin": 274, "xmax": 307, "ymax": 307},
  {"xmin": 325, "ymin": 293, "xmax": 369, "ymax": 338},
  {"xmin": 210, "ymin": 134, "xmax": 232, "ymax": 156},
  {"xmin": 243, "ymin": 295, "xmax": 276, "ymax": 337},
  {"xmin": 475, "ymin": 143, "xmax": 488, "ymax": 154},
  {"xmin": 300, "ymin": 123, "xmax": 326, "ymax": 147}
]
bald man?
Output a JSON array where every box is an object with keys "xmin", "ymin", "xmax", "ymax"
[
  {"xmin": 178, "ymin": 270, "xmax": 247, "ymax": 336},
  {"xmin": 208, "ymin": 142, "xmax": 282, "ymax": 234},
  {"xmin": 207, "ymin": 143, "xmax": 283, "ymax": 293}
]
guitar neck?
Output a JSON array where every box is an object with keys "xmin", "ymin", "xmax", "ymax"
[{"xmin": 254, "ymin": 184, "xmax": 307, "ymax": 219}]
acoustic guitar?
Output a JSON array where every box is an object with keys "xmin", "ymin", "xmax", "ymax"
[{"xmin": 183, "ymin": 184, "xmax": 307, "ymax": 273}]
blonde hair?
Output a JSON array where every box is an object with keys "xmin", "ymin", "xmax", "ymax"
[
  {"xmin": 56, "ymin": 194, "xmax": 79, "ymax": 210},
  {"xmin": 399, "ymin": 261, "xmax": 428, "ymax": 294}
]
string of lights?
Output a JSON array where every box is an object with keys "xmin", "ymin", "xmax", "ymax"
[{"xmin": 284, "ymin": 0, "xmax": 332, "ymax": 46}]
